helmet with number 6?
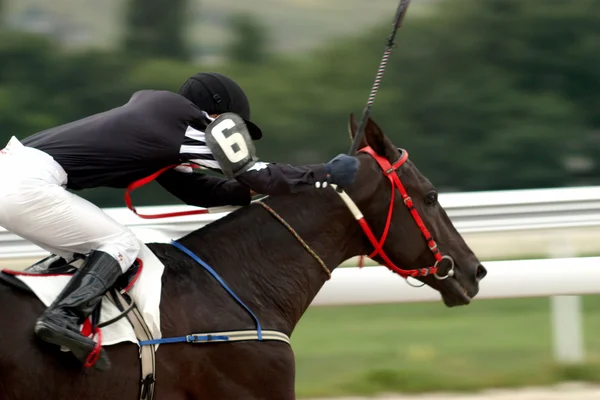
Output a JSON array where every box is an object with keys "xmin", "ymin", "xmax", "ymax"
[{"xmin": 178, "ymin": 72, "xmax": 263, "ymax": 140}]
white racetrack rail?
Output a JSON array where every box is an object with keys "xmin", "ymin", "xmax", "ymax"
[{"xmin": 2, "ymin": 185, "xmax": 600, "ymax": 259}]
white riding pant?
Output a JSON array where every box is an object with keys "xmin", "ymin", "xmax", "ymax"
[{"xmin": 0, "ymin": 137, "xmax": 139, "ymax": 273}]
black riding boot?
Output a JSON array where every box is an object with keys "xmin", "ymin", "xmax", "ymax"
[{"xmin": 34, "ymin": 250, "xmax": 122, "ymax": 371}]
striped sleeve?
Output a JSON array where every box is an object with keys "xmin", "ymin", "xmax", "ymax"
[{"xmin": 178, "ymin": 113, "xmax": 224, "ymax": 172}]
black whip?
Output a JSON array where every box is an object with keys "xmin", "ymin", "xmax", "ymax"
[{"xmin": 348, "ymin": 0, "xmax": 411, "ymax": 155}]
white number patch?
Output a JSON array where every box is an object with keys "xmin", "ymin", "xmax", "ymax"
[{"xmin": 211, "ymin": 118, "xmax": 250, "ymax": 163}]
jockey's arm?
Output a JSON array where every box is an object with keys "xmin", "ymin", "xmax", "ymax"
[
  {"xmin": 156, "ymin": 167, "xmax": 251, "ymax": 207},
  {"xmin": 172, "ymin": 110, "xmax": 357, "ymax": 202},
  {"xmin": 234, "ymin": 161, "xmax": 331, "ymax": 195}
]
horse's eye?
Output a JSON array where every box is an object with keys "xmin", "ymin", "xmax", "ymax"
[{"xmin": 425, "ymin": 191, "xmax": 438, "ymax": 205}]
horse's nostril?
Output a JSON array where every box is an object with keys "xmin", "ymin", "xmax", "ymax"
[{"xmin": 476, "ymin": 264, "xmax": 487, "ymax": 281}]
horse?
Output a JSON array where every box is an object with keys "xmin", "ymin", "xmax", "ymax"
[{"xmin": 0, "ymin": 115, "xmax": 487, "ymax": 400}]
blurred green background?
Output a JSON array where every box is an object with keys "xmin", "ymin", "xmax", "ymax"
[
  {"xmin": 3, "ymin": 0, "xmax": 600, "ymax": 207},
  {"xmin": 2, "ymin": 0, "xmax": 600, "ymax": 397}
]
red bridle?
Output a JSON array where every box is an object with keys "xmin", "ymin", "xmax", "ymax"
[{"xmin": 350, "ymin": 146, "xmax": 455, "ymax": 280}]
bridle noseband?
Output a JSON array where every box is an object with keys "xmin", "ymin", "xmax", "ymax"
[{"xmin": 335, "ymin": 146, "xmax": 455, "ymax": 281}]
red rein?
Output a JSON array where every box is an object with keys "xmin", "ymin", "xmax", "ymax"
[{"xmin": 124, "ymin": 164, "xmax": 212, "ymax": 219}]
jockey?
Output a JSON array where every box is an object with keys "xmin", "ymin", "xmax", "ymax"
[{"xmin": 0, "ymin": 72, "xmax": 359, "ymax": 370}]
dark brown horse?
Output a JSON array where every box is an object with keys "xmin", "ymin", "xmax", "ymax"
[{"xmin": 0, "ymin": 116, "xmax": 486, "ymax": 400}]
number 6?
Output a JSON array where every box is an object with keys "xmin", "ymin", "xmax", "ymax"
[{"xmin": 211, "ymin": 118, "xmax": 250, "ymax": 163}]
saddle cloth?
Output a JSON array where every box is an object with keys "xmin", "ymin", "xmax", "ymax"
[{"xmin": 2, "ymin": 240, "xmax": 164, "ymax": 347}]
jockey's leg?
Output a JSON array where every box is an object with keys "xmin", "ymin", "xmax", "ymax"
[{"xmin": 0, "ymin": 139, "xmax": 140, "ymax": 370}]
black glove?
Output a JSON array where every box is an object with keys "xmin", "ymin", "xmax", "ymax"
[{"xmin": 325, "ymin": 154, "xmax": 359, "ymax": 188}]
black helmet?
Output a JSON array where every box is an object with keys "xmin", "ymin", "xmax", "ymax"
[{"xmin": 178, "ymin": 72, "xmax": 262, "ymax": 140}]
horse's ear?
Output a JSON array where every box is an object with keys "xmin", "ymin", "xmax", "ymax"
[
  {"xmin": 364, "ymin": 117, "xmax": 387, "ymax": 156},
  {"xmin": 348, "ymin": 113, "xmax": 359, "ymax": 142},
  {"xmin": 349, "ymin": 114, "xmax": 387, "ymax": 156}
]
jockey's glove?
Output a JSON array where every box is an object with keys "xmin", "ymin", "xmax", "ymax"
[{"xmin": 325, "ymin": 154, "xmax": 359, "ymax": 188}]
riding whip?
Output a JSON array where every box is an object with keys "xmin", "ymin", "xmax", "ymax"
[{"xmin": 348, "ymin": 0, "xmax": 412, "ymax": 155}]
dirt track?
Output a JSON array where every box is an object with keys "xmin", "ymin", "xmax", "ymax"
[{"xmin": 306, "ymin": 383, "xmax": 600, "ymax": 400}]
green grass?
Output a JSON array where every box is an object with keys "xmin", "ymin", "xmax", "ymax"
[{"xmin": 291, "ymin": 295, "xmax": 600, "ymax": 398}]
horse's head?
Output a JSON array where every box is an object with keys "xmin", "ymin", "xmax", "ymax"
[{"xmin": 346, "ymin": 114, "xmax": 486, "ymax": 307}]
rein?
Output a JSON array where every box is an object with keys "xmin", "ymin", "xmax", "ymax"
[
  {"xmin": 256, "ymin": 202, "xmax": 331, "ymax": 279},
  {"xmin": 124, "ymin": 164, "xmax": 239, "ymax": 219}
]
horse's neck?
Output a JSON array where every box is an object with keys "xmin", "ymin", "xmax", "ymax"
[{"xmin": 178, "ymin": 191, "xmax": 365, "ymax": 334}]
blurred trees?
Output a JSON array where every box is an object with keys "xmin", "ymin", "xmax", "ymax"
[
  {"xmin": 122, "ymin": 0, "xmax": 191, "ymax": 60},
  {"xmin": 226, "ymin": 13, "xmax": 269, "ymax": 65},
  {"xmin": 370, "ymin": 0, "xmax": 600, "ymax": 191},
  {"xmin": 0, "ymin": 0, "xmax": 599, "ymax": 207}
]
